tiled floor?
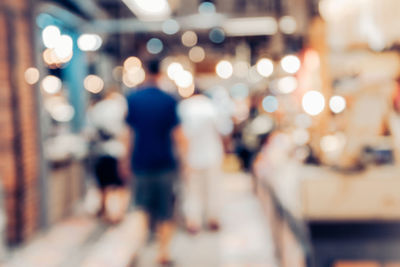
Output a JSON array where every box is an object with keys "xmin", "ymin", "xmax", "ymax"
[
  {"xmin": 136, "ymin": 172, "xmax": 277, "ymax": 267},
  {"xmin": 1, "ymin": 172, "xmax": 277, "ymax": 267}
]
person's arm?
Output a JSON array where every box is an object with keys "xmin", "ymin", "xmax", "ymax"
[
  {"xmin": 172, "ymin": 126, "xmax": 190, "ymax": 180},
  {"xmin": 118, "ymin": 126, "xmax": 133, "ymax": 182}
]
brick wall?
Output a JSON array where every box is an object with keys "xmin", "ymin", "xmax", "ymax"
[{"xmin": 0, "ymin": 0, "xmax": 40, "ymax": 244}]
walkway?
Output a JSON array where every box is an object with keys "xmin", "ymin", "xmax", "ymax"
[{"xmin": 1, "ymin": 172, "xmax": 277, "ymax": 267}]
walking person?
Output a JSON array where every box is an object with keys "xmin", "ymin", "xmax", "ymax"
[
  {"xmin": 178, "ymin": 90, "xmax": 225, "ymax": 234},
  {"xmin": 87, "ymin": 90, "xmax": 128, "ymax": 223},
  {"xmin": 125, "ymin": 59, "xmax": 186, "ymax": 265}
]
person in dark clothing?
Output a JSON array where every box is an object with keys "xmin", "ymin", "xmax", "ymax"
[{"xmin": 125, "ymin": 59, "xmax": 187, "ymax": 265}]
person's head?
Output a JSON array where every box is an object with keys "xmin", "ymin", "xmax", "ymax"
[{"xmin": 146, "ymin": 58, "xmax": 161, "ymax": 79}]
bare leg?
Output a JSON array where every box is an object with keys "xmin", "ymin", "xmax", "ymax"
[
  {"xmin": 136, "ymin": 210, "xmax": 150, "ymax": 240},
  {"xmin": 183, "ymin": 169, "xmax": 203, "ymax": 233},
  {"xmin": 157, "ymin": 221, "xmax": 175, "ymax": 263},
  {"xmin": 97, "ymin": 188, "xmax": 106, "ymax": 217}
]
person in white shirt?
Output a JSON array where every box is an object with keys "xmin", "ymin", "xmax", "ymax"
[
  {"xmin": 87, "ymin": 91, "xmax": 128, "ymax": 222},
  {"xmin": 178, "ymin": 91, "xmax": 225, "ymax": 233}
]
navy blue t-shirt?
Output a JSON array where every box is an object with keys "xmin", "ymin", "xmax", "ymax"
[{"xmin": 126, "ymin": 87, "xmax": 179, "ymax": 172}]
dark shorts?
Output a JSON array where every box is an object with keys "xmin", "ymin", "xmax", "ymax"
[
  {"xmin": 94, "ymin": 155, "xmax": 124, "ymax": 189},
  {"xmin": 133, "ymin": 170, "xmax": 177, "ymax": 223}
]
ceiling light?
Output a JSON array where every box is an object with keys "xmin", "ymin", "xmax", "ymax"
[{"xmin": 121, "ymin": 0, "xmax": 171, "ymax": 21}]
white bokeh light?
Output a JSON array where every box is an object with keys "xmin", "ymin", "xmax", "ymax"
[
  {"xmin": 162, "ymin": 19, "xmax": 180, "ymax": 35},
  {"xmin": 216, "ymin": 60, "xmax": 233, "ymax": 79},
  {"xmin": 256, "ymin": 58, "xmax": 274, "ymax": 78},
  {"xmin": 42, "ymin": 25, "xmax": 61, "ymax": 49},
  {"xmin": 50, "ymin": 103, "xmax": 75, "ymax": 122},
  {"xmin": 125, "ymin": 0, "xmax": 171, "ymax": 20},
  {"xmin": 78, "ymin": 34, "xmax": 102, "ymax": 51},
  {"xmin": 279, "ymin": 16, "xmax": 297, "ymax": 34},
  {"xmin": 175, "ymin": 70, "xmax": 193, "ymax": 88},
  {"xmin": 281, "ymin": 55, "xmax": 301, "ymax": 74},
  {"xmin": 167, "ymin": 62, "xmax": 184, "ymax": 80},
  {"xmin": 24, "ymin": 68, "xmax": 40, "ymax": 85},
  {"xmin": 54, "ymin": 35, "xmax": 73, "ymax": 59},
  {"xmin": 41, "ymin": 75, "xmax": 62, "ymax": 94},
  {"xmin": 277, "ymin": 76, "xmax": 297, "ymax": 94},
  {"xmin": 84, "ymin": 75, "xmax": 104, "ymax": 94},
  {"xmin": 302, "ymin": 91, "xmax": 325, "ymax": 116},
  {"xmin": 329, "ymin": 95, "xmax": 346, "ymax": 114}
]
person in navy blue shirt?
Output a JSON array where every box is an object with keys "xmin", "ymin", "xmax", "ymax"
[{"xmin": 125, "ymin": 59, "xmax": 187, "ymax": 265}]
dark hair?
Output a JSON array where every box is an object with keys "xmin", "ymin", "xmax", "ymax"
[{"xmin": 147, "ymin": 59, "xmax": 160, "ymax": 75}]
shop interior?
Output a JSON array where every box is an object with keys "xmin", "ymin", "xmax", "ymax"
[{"xmin": 1, "ymin": 0, "xmax": 400, "ymax": 266}]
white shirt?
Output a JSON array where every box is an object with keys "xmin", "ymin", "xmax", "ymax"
[
  {"xmin": 88, "ymin": 94, "xmax": 127, "ymax": 157},
  {"xmin": 178, "ymin": 95, "xmax": 224, "ymax": 169}
]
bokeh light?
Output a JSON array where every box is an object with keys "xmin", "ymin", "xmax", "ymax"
[
  {"xmin": 42, "ymin": 25, "xmax": 60, "ymax": 49},
  {"xmin": 84, "ymin": 75, "xmax": 104, "ymax": 94},
  {"xmin": 181, "ymin": 31, "xmax": 198, "ymax": 47},
  {"xmin": 188, "ymin": 46, "xmax": 205, "ymax": 63},
  {"xmin": 146, "ymin": 38, "xmax": 163, "ymax": 54},
  {"xmin": 124, "ymin": 56, "xmax": 142, "ymax": 72},
  {"xmin": 209, "ymin": 28, "xmax": 225, "ymax": 44},
  {"xmin": 281, "ymin": 55, "xmax": 301, "ymax": 74},
  {"xmin": 279, "ymin": 16, "xmax": 297, "ymax": 34},
  {"xmin": 230, "ymin": 83, "xmax": 249, "ymax": 100},
  {"xmin": 329, "ymin": 95, "xmax": 346, "ymax": 114},
  {"xmin": 302, "ymin": 91, "xmax": 325, "ymax": 116},
  {"xmin": 178, "ymin": 84, "xmax": 195, "ymax": 98},
  {"xmin": 41, "ymin": 75, "xmax": 62, "ymax": 94},
  {"xmin": 54, "ymin": 34, "xmax": 73, "ymax": 60},
  {"xmin": 262, "ymin": 95, "xmax": 279, "ymax": 113},
  {"xmin": 320, "ymin": 134, "xmax": 342, "ymax": 153},
  {"xmin": 277, "ymin": 76, "xmax": 298, "ymax": 94},
  {"xmin": 78, "ymin": 34, "xmax": 102, "ymax": 51},
  {"xmin": 24, "ymin": 67, "xmax": 40, "ymax": 85},
  {"xmin": 174, "ymin": 70, "xmax": 193, "ymax": 88},
  {"xmin": 129, "ymin": 0, "xmax": 171, "ymax": 19},
  {"xmin": 216, "ymin": 60, "xmax": 233, "ymax": 79},
  {"xmin": 123, "ymin": 67, "xmax": 146, "ymax": 87},
  {"xmin": 256, "ymin": 58, "xmax": 274, "ymax": 77},
  {"xmin": 198, "ymin": 2, "xmax": 216, "ymax": 13},
  {"xmin": 162, "ymin": 19, "xmax": 180, "ymax": 35},
  {"xmin": 167, "ymin": 62, "xmax": 184, "ymax": 80}
]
